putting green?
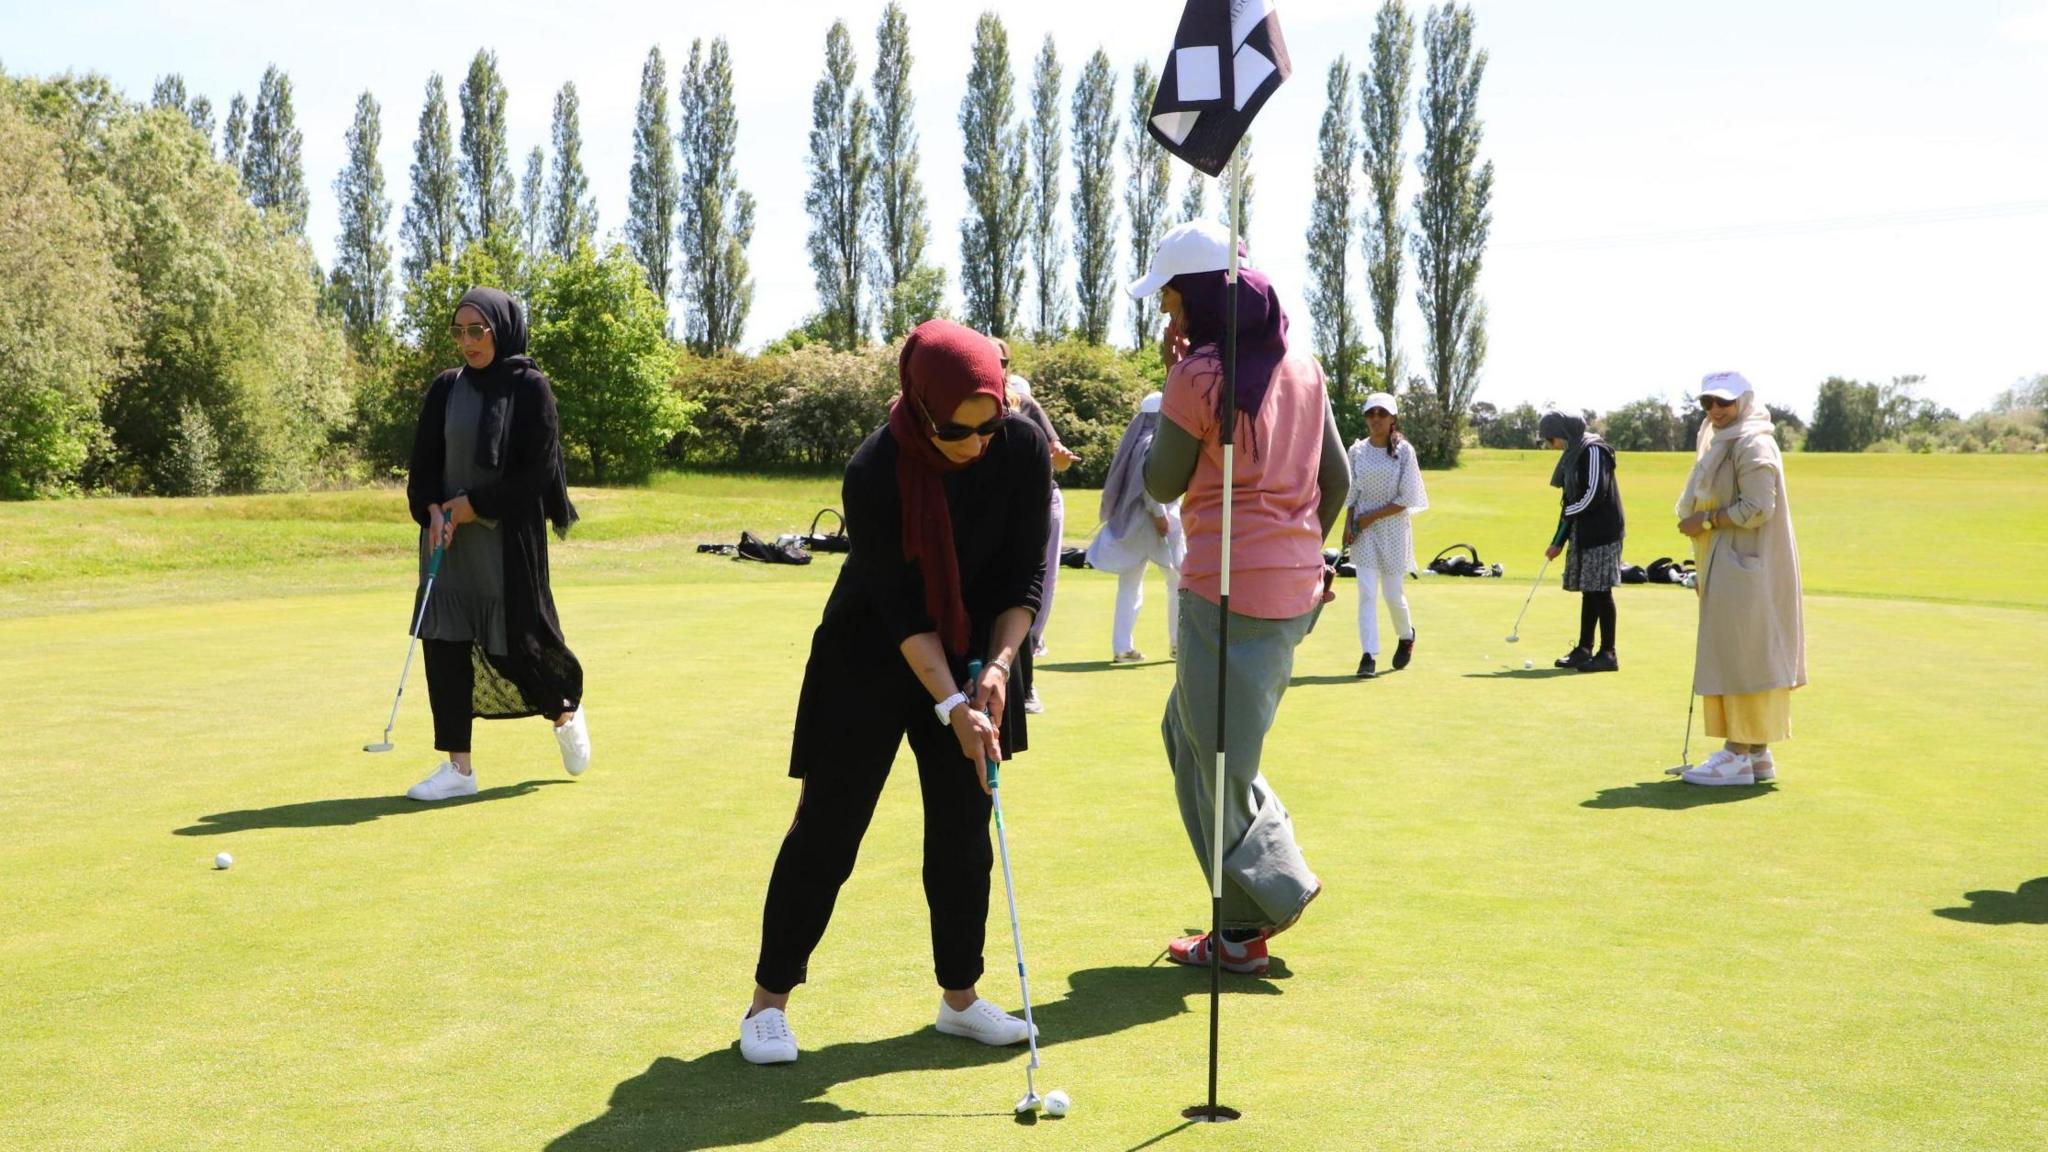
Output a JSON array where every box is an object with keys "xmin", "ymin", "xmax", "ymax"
[{"xmin": 3, "ymin": 450, "xmax": 2044, "ymax": 1150}]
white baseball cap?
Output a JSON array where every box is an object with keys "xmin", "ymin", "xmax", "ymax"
[
  {"xmin": 1127, "ymin": 218, "xmax": 1250, "ymax": 298},
  {"xmin": 1363, "ymin": 391, "xmax": 1399, "ymax": 415},
  {"xmin": 1140, "ymin": 390, "xmax": 1163, "ymax": 414},
  {"xmin": 1699, "ymin": 371, "xmax": 1751, "ymax": 402}
]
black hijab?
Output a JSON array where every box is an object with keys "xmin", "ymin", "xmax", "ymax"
[{"xmin": 456, "ymin": 287, "xmax": 536, "ymax": 472}]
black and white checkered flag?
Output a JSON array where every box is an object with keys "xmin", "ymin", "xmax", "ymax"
[{"xmin": 1147, "ymin": 0, "xmax": 1292, "ymax": 177}]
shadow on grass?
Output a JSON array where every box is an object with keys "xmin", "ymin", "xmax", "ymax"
[
  {"xmin": 1290, "ymin": 674, "xmax": 1363, "ymax": 686},
  {"xmin": 1580, "ymin": 780, "xmax": 1777, "ymax": 810},
  {"xmin": 1037, "ymin": 659, "xmax": 1152, "ymax": 673},
  {"xmin": 545, "ymin": 965, "xmax": 1283, "ymax": 1152},
  {"xmin": 1934, "ymin": 878, "xmax": 2048, "ymax": 925},
  {"xmin": 172, "ymin": 780, "xmax": 567, "ymax": 836},
  {"xmin": 1462, "ymin": 668, "xmax": 1580, "ymax": 680}
]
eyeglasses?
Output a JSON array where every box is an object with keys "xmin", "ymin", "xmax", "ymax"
[
  {"xmin": 449, "ymin": 323, "xmax": 494, "ymax": 342},
  {"xmin": 917, "ymin": 397, "xmax": 1005, "ymax": 442}
]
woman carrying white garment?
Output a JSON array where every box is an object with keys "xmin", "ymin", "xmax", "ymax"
[
  {"xmin": 1672, "ymin": 372, "xmax": 1806, "ymax": 786},
  {"xmin": 1344, "ymin": 391, "xmax": 1428, "ymax": 679},
  {"xmin": 1088, "ymin": 391, "xmax": 1186, "ymax": 663}
]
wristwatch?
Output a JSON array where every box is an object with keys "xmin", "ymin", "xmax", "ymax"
[{"xmin": 934, "ymin": 691, "xmax": 970, "ymax": 725}]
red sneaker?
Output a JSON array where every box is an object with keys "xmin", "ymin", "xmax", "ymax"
[{"xmin": 1167, "ymin": 931, "xmax": 1270, "ymax": 976}]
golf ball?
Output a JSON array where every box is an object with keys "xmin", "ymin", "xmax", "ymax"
[
  {"xmin": 1524, "ymin": 659, "xmax": 1534, "ymax": 670},
  {"xmin": 1044, "ymin": 1089, "xmax": 1070, "ymax": 1117},
  {"xmin": 214, "ymin": 852, "xmax": 233, "ymax": 870}
]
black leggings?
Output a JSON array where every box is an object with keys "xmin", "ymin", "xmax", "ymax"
[
  {"xmin": 754, "ymin": 697, "xmax": 994, "ymax": 996},
  {"xmin": 1578, "ymin": 591, "xmax": 1617, "ymax": 653}
]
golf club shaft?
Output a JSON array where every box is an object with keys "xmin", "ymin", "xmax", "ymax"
[
  {"xmin": 1509, "ymin": 554, "xmax": 1553, "ymax": 639},
  {"xmin": 379, "ymin": 544, "xmax": 445, "ymax": 743},
  {"xmin": 968, "ymin": 661, "xmax": 1041, "ymax": 1079},
  {"xmin": 1680, "ymin": 529, "xmax": 1719, "ymax": 764}
]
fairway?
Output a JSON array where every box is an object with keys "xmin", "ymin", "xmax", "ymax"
[{"xmin": 4, "ymin": 450, "xmax": 2046, "ymax": 1151}]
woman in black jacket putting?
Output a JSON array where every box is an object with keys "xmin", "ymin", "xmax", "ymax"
[{"xmin": 1540, "ymin": 409, "xmax": 1625, "ymax": 672}]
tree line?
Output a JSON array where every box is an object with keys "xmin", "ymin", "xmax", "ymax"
[
  {"xmin": 2, "ymin": 2, "xmax": 1508, "ymax": 499},
  {"xmin": 1471, "ymin": 374, "xmax": 2046, "ymax": 456}
]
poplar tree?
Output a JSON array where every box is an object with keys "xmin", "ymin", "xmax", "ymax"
[
  {"xmin": 958, "ymin": 12, "xmax": 1029, "ymax": 338},
  {"xmin": 676, "ymin": 37, "xmax": 756, "ymax": 354},
  {"xmin": 869, "ymin": 2, "xmax": 942, "ymax": 338},
  {"xmin": 400, "ymin": 74, "xmax": 460, "ymax": 288},
  {"xmin": 458, "ymin": 50, "xmax": 516, "ymax": 244},
  {"xmin": 1306, "ymin": 58, "xmax": 1363, "ymax": 414},
  {"xmin": 1027, "ymin": 35, "xmax": 1067, "ymax": 339},
  {"xmin": 245, "ymin": 66, "xmax": 309, "ymax": 234},
  {"xmin": 332, "ymin": 91, "xmax": 394, "ymax": 347},
  {"xmin": 1362, "ymin": 0, "xmax": 1416, "ymax": 392},
  {"xmin": 1411, "ymin": 3, "xmax": 1493, "ymax": 467},
  {"xmin": 626, "ymin": 46, "xmax": 680, "ymax": 304},
  {"xmin": 547, "ymin": 82, "xmax": 598, "ymax": 257},
  {"xmin": 1123, "ymin": 60, "xmax": 1171, "ymax": 350},
  {"xmin": 806, "ymin": 20, "xmax": 875, "ymax": 348},
  {"xmin": 1068, "ymin": 48, "xmax": 1119, "ymax": 346}
]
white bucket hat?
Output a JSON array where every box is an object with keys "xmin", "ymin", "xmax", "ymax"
[
  {"xmin": 1140, "ymin": 390, "xmax": 1164, "ymax": 414},
  {"xmin": 1126, "ymin": 218, "xmax": 1250, "ymax": 298},
  {"xmin": 1363, "ymin": 391, "xmax": 1399, "ymax": 416}
]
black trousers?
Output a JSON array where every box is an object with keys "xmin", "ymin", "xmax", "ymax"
[
  {"xmin": 754, "ymin": 689, "xmax": 995, "ymax": 995},
  {"xmin": 423, "ymin": 639, "xmax": 478, "ymax": 753}
]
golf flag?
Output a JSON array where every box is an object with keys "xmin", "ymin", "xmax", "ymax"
[{"xmin": 1146, "ymin": 0, "xmax": 1292, "ymax": 177}]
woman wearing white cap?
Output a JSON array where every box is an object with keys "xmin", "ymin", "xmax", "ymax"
[
  {"xmin": 1087, "ymin": 391, "xmax": 1185, "ymax": 662},
  {"xmin": 1344, "ymin": 392, "xmax": 1428, "ymax": 678},
  {"xmin": 1133, "ymin": 219, "xmax": 1350, "ymax": 975},
  {"xmin": 1672, "ymin": 372, "xmax": 1806, "ymax": 786}
]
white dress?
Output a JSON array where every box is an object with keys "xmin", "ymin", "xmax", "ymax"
[{"xmin": 1346, "ymin": 438, "xmax": 1428, "ymax": 574}]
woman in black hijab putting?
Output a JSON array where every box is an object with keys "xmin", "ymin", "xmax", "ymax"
[
  {"xmin": 1538, "ymin": 409, "xmax": 1625, "ymax": 673},
  {"xmin": 402, "ymin": 288, "xmax": 589, "ymax": 801}
]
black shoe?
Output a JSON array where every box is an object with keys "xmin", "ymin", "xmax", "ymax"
[
  {"xmin": 1554, "ymin": 646, "xmax": 1592, "ymax": 670},
  {"xmin": 1356, "ymin": 653, "xmax": 1377, "ymax": 679},
  {"xmin": 1578, "ymin": 649, "xmax": 1618, "ymax": 673},
  {"xmin": 1392, "ymin": 631, "xmax": 1416, "ymax": 671}
]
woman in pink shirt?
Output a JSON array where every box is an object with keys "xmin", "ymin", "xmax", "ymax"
[{"xmin": 1130, "ymin": 220, "xmax": 1351, "ymax": 976}]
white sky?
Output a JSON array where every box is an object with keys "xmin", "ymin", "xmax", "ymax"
[{"xmin": 4, "ymin": 0, "xmax": 2045, "ymax": 418}]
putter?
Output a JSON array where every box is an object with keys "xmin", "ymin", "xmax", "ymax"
[
  {"xmin": 364, "ymin": 542, "xmax": 445, "ymax": 753},
  {"xmin": 1666, "ymin": 533, "xmax": 1720, "ymax": 776},
  {"xmin": 968, "ymin": 660, "xmax": 1044, "ymax": 1115},
  {"xmin": 1504, "ymin": 554, "xmax": 1553, "ymax": 644}
]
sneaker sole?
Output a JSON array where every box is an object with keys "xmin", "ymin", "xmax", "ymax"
[
  {"xmin": 740, "ymin": 1045, "xmax": 798, "ymax": 1065},
  {"xmin": 1165, "ymin": 949, "xmax": 1269, "ymax": 976},
  {"xmin": 1682, "ymin": 773, "xmax": 1755, "ymax": 787},
  {"xmin": 934, "ymin": 1019, "xmax": 1037, "ymax": 1046}
]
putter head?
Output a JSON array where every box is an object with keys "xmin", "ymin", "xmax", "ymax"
[
  {"xmin": 1015, "ymin": 1092, "xmax": 1042, "ymax": 1115},
  {"xmin": 1504, "ymin": 634, "xmax": 1519, "ymax": 644},
  {"xmin": 363, "ymin": 741, "xmax": 394, "ymax": 753}
]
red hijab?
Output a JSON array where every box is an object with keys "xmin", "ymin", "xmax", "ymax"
[{"xmin": 889, "ymin": 320, "xmax": 1010, "ymax": 656}]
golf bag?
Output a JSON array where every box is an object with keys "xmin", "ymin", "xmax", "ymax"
[
  {"xmin": 696, "ymin": 531, "xmax": 813, "ymax": 565},
  {"xmin": 1646, "ymin": 557, "xmax": 1696, "ymax": 586},
  {"xmin": 1322, "ymin": 548, "xmax": 1357, "ymax": 578},
  {"xmin": 1059, "ymin": 546, "xmax": 1091, "ymax": 569},
  {"xmin": 1620, "ymin": 562, "xmax": 1649, "ymax": 584},
  {"xmin": 1427, "ymin": 543, "xmax": 1502, "ymax": 578},
  {"xmin": 803, "ymin": 508, "xmax": 850, "ymax": 553}
]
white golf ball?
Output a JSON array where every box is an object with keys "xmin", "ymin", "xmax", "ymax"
[
  {"xmin": 214, "ymin": 852, "xmax": 233, "ymax": 870},
  {"xmin": 1524, "ymin": 659, "xmax": 1534, "ymax": 670},
  {"xmin": 1043, "ymin": 1089, "xmax": 1070, "ymax": 1117}
]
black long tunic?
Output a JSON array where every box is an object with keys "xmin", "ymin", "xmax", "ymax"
[
  {"xmin": 406, "ymin": 367, "xmax": 584, "ymax": 719},
  {"xmin": 788, "ymin": 414, "xmax": 1052, "ymax": 777}
]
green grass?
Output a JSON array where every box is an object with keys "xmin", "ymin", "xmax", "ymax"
[{"xmin": 2, "ymin": 451, "xmax": 2045, "ymax": 1150}]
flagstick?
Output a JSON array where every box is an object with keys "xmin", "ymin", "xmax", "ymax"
[{"xmin": 1185, "ymin": 140, "xmax": 1246, "ymax": 1126}]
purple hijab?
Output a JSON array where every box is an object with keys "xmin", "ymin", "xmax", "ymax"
[{"xmin": 1167, "ymin": 265, "xmax": 1291, "ymax": 425}]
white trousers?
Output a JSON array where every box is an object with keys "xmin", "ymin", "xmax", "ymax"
[
  {"xmin": 1114, "ymin": 562, "xmax": 1181, "ymax": 656},
  {"xmin": 1354, "ymin": 563, "xmax": 1413, "ymax": 655}
]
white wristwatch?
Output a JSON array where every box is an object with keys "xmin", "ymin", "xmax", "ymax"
[{"xmin": 934, "ymin": 691, "xmax": 970, "ymax": 725}]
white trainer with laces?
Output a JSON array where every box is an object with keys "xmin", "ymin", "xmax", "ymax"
[
  {"xmin": 554, "ymin": 708, "xmax": 590, "ymax": 776},
  {"xmin": 1681, "ymin": 749, "xmax": 1755, "ymax": 787},
  {"xmin": 935, "ymin": 998, "xmax": 1038, "ymax": 1046},
  {"xmin": 406, "ymin": 762, "xmax": 478, "ymax": 802},
  {"xmin": 1751, "ymin": 751, "xmax": 1776, "ymax": 782},
  {"xmin": 739, "ymin": 1007, "xmax": 799, "ymax": 1064}
]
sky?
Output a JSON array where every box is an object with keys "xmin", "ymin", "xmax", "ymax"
[{"xmin": 4, "ymin": 0, "xmax": 2044, "ymax": 419}]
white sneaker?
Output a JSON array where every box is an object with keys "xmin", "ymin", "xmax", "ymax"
[
  {"xmin": 1112, "ymin": 650, "xmax": 1147, "ymax": 665},
  {"xmin": 1023, "ymin": 689, "xmax": 1044, "ymax": 714},
  {"xmin": 406, "ymin": 761, "xmax": 478, "ymax": 801},
  {"xmin": 1751, "ymin": 752, "xmax": 1776, "ymax": 782},
  {"xmin": 739, "ymin": 1007, "xmax": 799, "ymax": 1064},
  {"xmin": 554, "ymin": 708, "xmax": 590, "ymax": 776},
  {"xmin": 1682, "ymin": 749, "xmax": 1754, "ymax": 787},
  {"xmin": 935, "ymin": 998, "xmax": 1038, "ymax": 1046}
]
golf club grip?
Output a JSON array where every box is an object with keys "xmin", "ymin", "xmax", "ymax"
[
  {"xmin": 966, "ymin": 659, "xmax": 1000, "ymax": 789},
  {"xmin": 427, "ymin": 543, "xmax": 445, "ymax": 579}
]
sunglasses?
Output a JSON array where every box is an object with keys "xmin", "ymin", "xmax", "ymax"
[
  {"xmin": 449, "ymin": 323, "xmax": 494, "ymax": 342},
  {"xmin": 1700, "ymin": 395, "xmax": 1736, "ymax": 410},
  {"xmin": 1365, "ymin": 408, "xmax": 1392, "ymax": 418}
]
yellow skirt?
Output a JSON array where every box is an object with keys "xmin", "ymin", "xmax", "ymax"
[{"xmin": 1704, "ymin": 689, "xmax": 1792, "ymax": 744}]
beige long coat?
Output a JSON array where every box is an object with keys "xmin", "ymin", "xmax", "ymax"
[{"xmin": 1683, "ymin": 430, "xmax": 1807, "ymax": 696}]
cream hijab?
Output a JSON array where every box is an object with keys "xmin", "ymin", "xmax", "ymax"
[{"xmin": 1677, "ymin": 371, "xmax": 1776, "ymax": 515}]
